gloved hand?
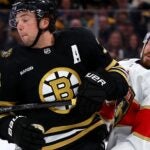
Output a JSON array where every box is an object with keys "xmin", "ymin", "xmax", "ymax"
[
  {"xmin": 8, "ymin": 116, "xmax": 45, "ymax": 150},
  {"xmin": 76, "ymin": 96, "xmax": 101, "ymax": 115},
  {"xmin": 78, "ymin": 70, "xmax": 116, "ymax": 102}
]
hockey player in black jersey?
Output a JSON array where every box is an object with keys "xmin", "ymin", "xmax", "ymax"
[{"xmin": 0, "ymin": 0, "xmax": 129, "ymax": 150}]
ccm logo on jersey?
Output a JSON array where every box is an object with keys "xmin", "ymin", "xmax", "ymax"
[{"xmin": 86, "ymin": 73, "xmax": 106, "ymax": 86}]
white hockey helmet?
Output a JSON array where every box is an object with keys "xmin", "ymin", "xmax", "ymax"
[{"xmin": 140, "ymin": 32, "xmax": 150, "ymax": 58}]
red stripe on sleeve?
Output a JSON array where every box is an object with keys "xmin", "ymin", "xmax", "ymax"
[
  {"xmin": 118, "ymin": 101, "xmax": 140, "ymax": 126},
  {"xmin": 132, "ymin": 108, "xmax": 150, "ymax": 138}
]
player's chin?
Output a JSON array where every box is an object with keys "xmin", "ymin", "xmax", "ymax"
[
  {"xmin": 22, "ymin": 40, "xmax": 32, "ymax": 47},
  {"xmin": 21, "ymin": 37, "xmax": 30, "ymax": 45}
]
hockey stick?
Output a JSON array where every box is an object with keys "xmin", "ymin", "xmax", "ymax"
[{"xmin": 0, "ymin": 99, "xmax": 75, "ymax": 114}]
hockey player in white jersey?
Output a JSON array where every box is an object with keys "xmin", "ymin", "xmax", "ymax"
[{"xmin": 107, "ymin": 32, "xmax": 150, "ymax": 150}]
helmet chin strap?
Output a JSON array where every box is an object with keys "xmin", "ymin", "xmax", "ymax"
[
  {"xmin": 28, "ymin": 19, "xmax": 44, "ymax": 48},
  {"xmin": 28, "ymin": 19, "xmax": 49, "ymax": 48},
  {"xmin": 29, "ymin": 28, "xmax": 42, "ymax": 48}
]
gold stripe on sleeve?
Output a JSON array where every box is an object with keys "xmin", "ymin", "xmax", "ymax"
[
  {"xmin": 0, "ymin": 101, "xmax": 16, "ymax": 107},
  {"xmin": 105, "ymin": 59, "xmax": 117, "ymax": 71},
  {"xmin": 0, "ymin": 114, "xmax": 10, "ymax": 118},
  {"xmin": 0, "ymin": 101, "xmax": 15, "ymax": 118},
  {"xmin": 133, "ymin": 132, "xmax": 150, "ymax": 142},
  {"xmin": 45, "ymin": 113, "xmax": 97, "ymax": 134},
  {"xmin": 42, "ymin": 120, "xmax": 104, "ymax": 150},
  {"xmin": 108, "ymin": 69, "xmax": 128, "ymax": 82}
]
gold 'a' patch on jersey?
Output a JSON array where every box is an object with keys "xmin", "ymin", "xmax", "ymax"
[
  {"xmin": 39, "ymin": 67, "xmax": 81, "ymax": 114},
  {"xmin": 0, "ymin": 48, "xmax": 13, "ymax": 58}
]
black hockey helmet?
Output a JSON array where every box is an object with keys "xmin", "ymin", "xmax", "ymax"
[{"xmin": 9, "ymin": 0, "xmax": 57, "ymax": 32}]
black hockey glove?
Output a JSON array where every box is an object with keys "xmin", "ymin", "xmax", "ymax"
[
  {"xmin": 78, "ymin": 70, "xmax": 116, "ymax": 102},
  {"xmin": 76, "ymin": 96, "xmax": 101, "ymax": 115},
  {"xmin": 8, "ymin": 116, "xmax": 45, "ymax": 150}
]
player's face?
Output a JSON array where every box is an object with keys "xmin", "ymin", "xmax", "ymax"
[
  {"xmin": 16, "ymin": 11, "xmax": 38, "ymax": 46},
  {"xmin": 142, "ymin": 41, "xmax": 150, "ymax": 67}
]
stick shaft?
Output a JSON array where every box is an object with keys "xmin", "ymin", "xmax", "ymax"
[{"xmin": 0, "ymin": 100, "xmax": 72, "ymax": 114}]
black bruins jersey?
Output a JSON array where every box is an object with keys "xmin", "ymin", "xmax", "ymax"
[{"xmin": 0, "ymin": 27, "xmax": 127, "ymax": 149}]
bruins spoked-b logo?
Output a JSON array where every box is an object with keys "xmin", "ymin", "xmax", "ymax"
[{"xmin": 39, "ymin": 67, "xmax": 81, "ymax": 114}]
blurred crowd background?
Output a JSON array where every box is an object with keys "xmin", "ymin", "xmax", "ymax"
[{"xmin": 0, "ymin": 0, "xmax": 150, "ymax": 60}]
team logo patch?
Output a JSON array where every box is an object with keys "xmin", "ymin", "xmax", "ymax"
[
  {"xmin": 0, "ymin": 48, "xmax": 13, "ymax": 58},
  {"xmin": 39, "ymin": 67, "xmax": 81, "ymax": 114}
]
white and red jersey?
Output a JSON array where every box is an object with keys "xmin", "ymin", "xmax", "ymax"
[
  {"xmin": 107, "ymin": 58, "xmax": 150, "ymax": 150},
  {"xmin": 119, "ymin": 58, "xmax": 150, "ymax": 106}
]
